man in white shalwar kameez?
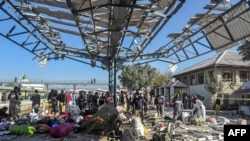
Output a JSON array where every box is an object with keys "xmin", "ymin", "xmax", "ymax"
[{"xmin": 191, "ymin": 96, "xmax": 206, "ymax": 120}]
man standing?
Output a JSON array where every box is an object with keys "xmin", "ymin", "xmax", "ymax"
[
  {"xmin": 172, "ymin": 96, "xmax": 183, "ymax": 121},
  {"xmin": 66, "ymin": 91, "xmax": 73, "ymax": 109},
  {"xmin": 72, "ymin": 91, "xmax": 76, "ymax": 107},
  {"xmin": 99, "ymin": 92, "xmax": 106, "ymax": 106},
  {"xmin": 183, "ymin": 95, "xmax": 188, "ymax": 109},
  {"xmin": 1, "ymin": 91, "xmax": 7, "ymax": 103},
  {"xmin": 92, "ymin": 92, "xmax": 99, "ymax": 111},
  {"xmin": 30, "ymin": 90, "xmax": 40, "ymax": 113},
  {"xmin": 214, "ymin": 96, "xmax": 221, "ymax": 115},
  {"xmin": 8, "ymin": 86, "xmax": 21, "ymax": 122},
  {"xmin": 155, "ymin": 94, "xmax": 165, "ymax": 117},
  {"xmin": 77, "ymin": 91, "xmax": 86, "ymax": 111},
  {"xmin": 57, "ymin": 90, "xmax": 66, "ymax": 113},
  {"xmin": 131, "ymin": 91, "xmax": 144, "ymax": 123},
  {"xmin": 47, "ymin": 89, "xmax": 58, "ymax": 114}
]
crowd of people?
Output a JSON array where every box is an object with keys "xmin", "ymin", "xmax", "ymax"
[{"xmin": 0, "ymin": 86, "xmax": 211, "ymax": 125}]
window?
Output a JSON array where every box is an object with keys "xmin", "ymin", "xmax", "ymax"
[
  {"xmin": 183, "ymin": 77, "xmax": 187, "ymax": 84},
  {"xmin": 222, "ymin": 70, "xmax": 233, "ymax": 82},
  {"xmin": 190, "ymin": 75, "xmax": 195, "ymax": 85},
  {"xmin": 198, "ymin": 73, "xmax": 204, "ymax": 84},
  {"xmin": 240, "ymin": 71, "xmax": 249, "ymax": 82},
  {"xmin": 160, "ymin": 88, "xmax": 164, "ymax": 96}
]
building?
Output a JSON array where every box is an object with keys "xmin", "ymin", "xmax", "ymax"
[
  {"xmin": 156, "ymin": 80, "xmax": 189, "ymax": 103},
  {"xmin": 173, "ymin": 50, "xmax": 250, "ymax": 109}
]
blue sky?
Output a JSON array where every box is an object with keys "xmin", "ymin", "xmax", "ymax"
[{"xmin": 0, "ymin": 0, "xmax": 238, "ymax": 83}]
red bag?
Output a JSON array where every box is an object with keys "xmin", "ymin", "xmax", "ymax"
[
  {"xmin": 85, "ymin": 114, "xmax": 94, "ymax": 120},
  {"xmin": 50, "ymin": 123, "xmax": 73, "ymax": 138},
  {"xmin": 59, "ymin": 112, "xmax": 71, "ymax": 118}
]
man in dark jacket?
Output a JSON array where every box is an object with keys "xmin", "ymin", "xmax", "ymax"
[
  {"xmin": 47, "ymin": 89, "xmax": 58, "ymax": 114},
  {"xmin": 214, "ymin": 96, "xmax": 221, "ymax": 115},
  {"xmin": 30, "ymin": 90, "xmax": 40, "ymax": 113},
  {"xmin": 57, "ymin": 90, "xmax": 66, "ymax": 113},
  {"xmin": 131, "ymin": 91, "xmax": 144, "ymax": 122}
]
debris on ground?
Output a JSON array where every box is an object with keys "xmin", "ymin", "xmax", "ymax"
[{"xmin": 0, "ymin": 105, "xmax": 249, "ymax": 141}]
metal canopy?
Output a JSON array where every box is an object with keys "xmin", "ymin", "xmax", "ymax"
[
  {"xmin": 0, "ymin": 0, "xmax": 249, "ymax": 69},
  {"xmin": 156, "ymin": 0, "xmax": 250, "ymax": 64},
  {"xmin": 0, "ymin": 0, "xmax": 184, "ymax": 69}
]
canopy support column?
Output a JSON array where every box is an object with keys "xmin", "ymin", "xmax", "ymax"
[{"xmin": 108, "ymin": 57, "xmax": 117, "ymax": 106}]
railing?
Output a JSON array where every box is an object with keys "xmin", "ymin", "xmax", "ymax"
[
  {"xmin": 0, "ymin": 100, "xmax": 48, "ymax": 115},
  {"xmin": 0, "ymin": 79, "xmax": 121, "ymax": 92},
  {"xmin": 0, "ymin": 79, "xmax": 109, "ymax": 85}
]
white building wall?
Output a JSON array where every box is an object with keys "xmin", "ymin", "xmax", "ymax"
[{"xmin": 189, "ymin": 84, "xmax": 213, "ymax": 109}]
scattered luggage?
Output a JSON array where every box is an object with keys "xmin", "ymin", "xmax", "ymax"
[
  {"xmin": 50, "ymin": 123, "xmax": 73, "ymax": 138},
  {"xmin": 9, "ymin": 124, "xmax": 36, "ymax": 135}
]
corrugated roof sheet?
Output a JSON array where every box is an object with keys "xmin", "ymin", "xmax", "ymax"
[
  {"xmin": 158, "ymin": 80, "xmax": 189, "ymax": 88},
  {"xmin": 206, "ymin": 2, "xmax": 250, "ymax": 52},
  {"xmin": 174, "ymin": 50, "xmax": 250, "ymax": 76}
]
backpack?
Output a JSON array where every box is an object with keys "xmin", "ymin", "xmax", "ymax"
[{"xmin": 157, "ymin": 96, "xmax": 164, "ymax": 104}]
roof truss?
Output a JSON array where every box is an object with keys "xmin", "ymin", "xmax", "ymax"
[{"xmin": 0, "ymin": 0, "xmax": 249, "ymax": 70}]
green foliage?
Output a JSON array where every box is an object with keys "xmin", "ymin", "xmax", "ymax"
[
  {"xmin": 152, "ymin": 71, "xmax": 172, "ymax": 91},
  {"xmin": 118, "ymin": 64, "xmax": 157, "ymax": 90},
  {"xmin": 176, "ymin": 89, "xmax": 187, "ymax": 96},
  {"xmin": 237, "ymin": 41, "xmax": 250, "ymax": 61},
  {"xmin": 152, "ymin": 72, "xmax": 165, "ymax": 87},
  {"xmin": 205, "ymin": 72, "xmax": 223, "ymax": 94}
]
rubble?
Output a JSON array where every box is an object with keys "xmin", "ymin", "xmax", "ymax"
[
  {"xmin": 0, "ymin": 106, "xmax": 249, "ymax": 141},
  {"xmin": 139, "ymin": 107, "xmax": 250, "ymax": 141}
]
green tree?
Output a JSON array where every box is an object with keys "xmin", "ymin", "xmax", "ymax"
[
  {"xmin": 205, "ymin": 72, "xmax": 223, "ymax": 94},
  {"xmin": 118, "ymin": 64, "xmax": 157, "ymax": 90},
  {"xmin": 152, "ymin": 71, "xmax": 172, "ymax": 89},
  {"xmin": 237, "ymin": 41, "xmax": 250, "ymax": 61},
  {"xmin": 150, "ymin": 71, "xmax": 172, "ymax": 96}
]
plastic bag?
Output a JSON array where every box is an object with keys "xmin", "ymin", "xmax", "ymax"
[
  {"xmin": 0, "ymin": 118, "xmax": 10, "ymax": 130},
  {"xmin": 9, "ymin": 124, "xmax": 36, "ymax": 135},
  {"xmin": 50, "ymin": 123, "xmax": 73, "ymax": 138},
  {"xmin": 132, "ymin": 116, "xmax": 144, "ymax": 137}
]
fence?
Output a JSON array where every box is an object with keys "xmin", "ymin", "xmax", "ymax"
[{"xmin": 0, "ymin": 99, "xmax": 48, "ymax": 116}]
